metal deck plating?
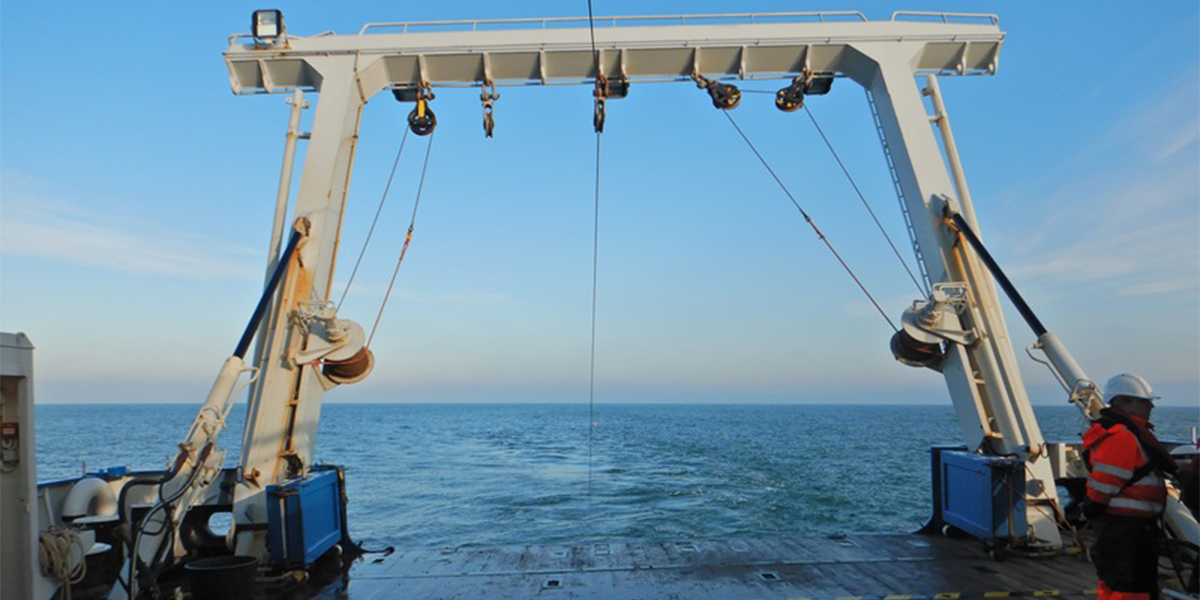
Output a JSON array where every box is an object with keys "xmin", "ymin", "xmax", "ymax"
[{"xmin": 318, "ymin": 533, "xmax": 1099, "ymax": 600}]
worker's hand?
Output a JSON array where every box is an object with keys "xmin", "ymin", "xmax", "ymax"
[{"xmin": 1079, "ymin": 499, "xmax": 1105, "ymax": 521}]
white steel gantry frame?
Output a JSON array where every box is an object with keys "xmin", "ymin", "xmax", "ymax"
[{"xmin": 222, "ymin": 11, "xmax": 1073, "ymax": 554}]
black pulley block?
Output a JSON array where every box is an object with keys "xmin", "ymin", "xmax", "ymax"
[
  {"xmin": 775, "ymin": 86, "xmax": 805, "ymax": 112},
  {"xmin": 708, "ymin": 82, "xmax": 741, "ymax": 110},
  {"xmin": 408, "ymin": 103, "xmax": 437, "ymax": 136}
]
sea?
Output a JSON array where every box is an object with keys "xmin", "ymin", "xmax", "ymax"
[{"xmin": 35, "ymin": 403, "xmax": 1198, "ymax": 550}]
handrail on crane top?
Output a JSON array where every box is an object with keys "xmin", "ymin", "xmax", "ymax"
[
  {"xmin": 891, "ymin": 11, "xmax": 1000, "ymax": 26},
  {"xmin": 357, "ymin": 11, "xmax": 870, "ymax": 35}
]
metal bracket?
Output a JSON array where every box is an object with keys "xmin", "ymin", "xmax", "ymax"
[{"xmin": 902, "ymin": 283, "xmax": 977, "ymax": 347}]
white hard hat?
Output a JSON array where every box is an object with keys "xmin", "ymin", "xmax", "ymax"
[{"xmin": 1103, "ymin": 373, "xmax": 1159, "ymax": 403}]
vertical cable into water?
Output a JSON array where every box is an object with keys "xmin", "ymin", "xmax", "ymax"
[
  {"xmin": 588, "ymin": 134, "xmax": 601, "ymax": 498},
  {"xmin": 584, "ymin": 0, "xmax": 601, "ymax": 502}
]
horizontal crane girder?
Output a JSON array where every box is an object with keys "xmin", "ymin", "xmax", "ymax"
[{"xmin": 225, "ymin": 13, "xmax": 1003, "ymax": 94}]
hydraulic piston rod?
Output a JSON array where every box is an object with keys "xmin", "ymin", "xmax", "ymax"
[
  {"xmin": 234, "ymin": 219, "xmax": 309, "ymax": 359},
  {"xmin": 947, "ymin": 212, "xmax": 1101, "ymax": 416},
  {"xmin": 949, "ymin": 213, "xmax": 1046, "ymax": 337}
]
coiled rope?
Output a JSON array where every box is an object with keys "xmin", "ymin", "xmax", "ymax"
[{"xmin": 40, "ymin": 526, "xmax": 86, "ymax": 600}]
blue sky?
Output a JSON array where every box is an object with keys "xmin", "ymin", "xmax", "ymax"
[{"xmin": 1, "ymin": 2, "xmax": 1197, "ymax": 407}]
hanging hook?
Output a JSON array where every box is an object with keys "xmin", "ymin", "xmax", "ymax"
[
  {"xmin": 480, "ymin": 80, "xmax": 499, "ymax": 138},
  {"xmin": 408, "ymin": 81, "xmax": 437, "ymax": 136},
  {"xmin": 691, "ymin": 71, "xmax": 741, "ymax": 110},
  {"xmin": 593, "ymin": 74, "xmax": 610, "ymax": 133}
]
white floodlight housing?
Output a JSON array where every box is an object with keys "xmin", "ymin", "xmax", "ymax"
[{"xmin": 252, "ymin": 10, "xmax": 284, "ymax": 39}]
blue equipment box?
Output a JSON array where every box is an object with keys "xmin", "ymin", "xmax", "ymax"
[
  {"xmin": 265, "ymin": 466, "xmax": 346, "ymax": 567},
  {"xmin": 936, "ymin": 450, "xmax": 1027, "ymax": 543}
]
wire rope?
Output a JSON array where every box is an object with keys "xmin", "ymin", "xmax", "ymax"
[
  {"xmin": 367, "ymin": 133, "xmax": 434, "ymax": 348},
  {"xmin": 587, "ymin": 134, "xmax": 602, "ymax": 497},
  {"xmin": 739, "ymin": 90, "xmax": 924, "ymax": 294},
  {"xmin": 802, "ymin": 105, "xmax": 926, "ymax": 294},
  {"xmin": 338, "ymin": 127, "xmax": 411, "ymax": 310},
  {"xmin": 584, "ymin": 0, "xmax": 601, "ymax": 500},
  {"xmin": 722, "ymin": 110, "xmax": 898, "ymax": 332}
]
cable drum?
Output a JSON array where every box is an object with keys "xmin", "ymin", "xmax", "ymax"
[
  {"xmin": 323, "ymin": 347, "xmax": 375, "ymax": 384},
  {"xmin": 319, "ymin": 320, "xmax": 375, "ymax": 384}
]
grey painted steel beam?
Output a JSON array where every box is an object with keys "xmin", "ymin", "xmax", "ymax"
[{"xmin": 225, "ymin": 15, "xmax": 1003, "ymax": 95}]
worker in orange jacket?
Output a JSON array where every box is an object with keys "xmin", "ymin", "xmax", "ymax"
[{"xmin": 1082, "ymin": 374, "xmax": 1177, "ymax": 600}]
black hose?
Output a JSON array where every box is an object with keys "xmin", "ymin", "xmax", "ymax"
[
  {"xmin": 234, "ymin": 226, "xmax": 305, "ymax": 359},
  {"xmin": 949, "ymin": 213, "xmax": 1047, "ymax": 337},
  {"xmin": 128, "ymin": 443, "xmax": 214, "ymax": 595}
]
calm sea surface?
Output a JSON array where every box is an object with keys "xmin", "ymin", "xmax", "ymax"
[{"xmin": 35, "ymin": 403, "xmax": 1198, "ymax": 549}]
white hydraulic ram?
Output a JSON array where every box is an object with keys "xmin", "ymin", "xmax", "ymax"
[
  {"xmin": 944, "ymin": 209, "xmax": 1200, "ymax": 553},
  {"xmin": 112, "ymin": 220, "xmax": 309, "ymax": 600}
]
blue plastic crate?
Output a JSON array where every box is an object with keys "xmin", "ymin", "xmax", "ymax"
[
  {"xmin": 938, "ymin": 450, "xmax": 1026, "ymax": 543},
  {"xmin": 265, "ymin": 466, "xmax": 345, "ymax": 567}
]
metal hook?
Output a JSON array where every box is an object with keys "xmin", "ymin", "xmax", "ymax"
[{"xmin": 480, "ymin": 81, "xmax": 499, "ymax": 138}]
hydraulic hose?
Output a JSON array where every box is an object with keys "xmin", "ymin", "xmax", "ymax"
[
  {"xmin": 234, "ymin": 223, "xmax": 306, "ymax": 359},
  {"xmin": 949, "ymin": 212, "xmax": 1046, "ymax": 337}
]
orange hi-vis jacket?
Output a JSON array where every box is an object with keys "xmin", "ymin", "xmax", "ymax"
[{"xmin": 1083, "ymin": 413, "xmax": 1167, "ymax": 518}]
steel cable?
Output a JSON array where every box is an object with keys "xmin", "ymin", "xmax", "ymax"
[
  {"xmin": 802, "ymin": 105, "xmax": 926, "ymax": 294},
  {"xmin": 338, "ymin": 126, "xmax": 411, "ymax": 310},
  {"xmin": 737, "ymin": 91, "xmax": 926, "ymax": 296},
  {"xmin": 585, "ymin": 0, "xmax": 601, "ymax": 501},
  {"xmin": 367, "ymin": 133, "xmax": 434, "ymax": 348},
  {"xmin": 722, "ymin": 110, "xmax": 898, "ymax": 332}
]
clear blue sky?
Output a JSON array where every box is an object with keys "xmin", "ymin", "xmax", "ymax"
[{"xmin": 2, "ymin": 2, "xmax": 1197, "ymax": 407}]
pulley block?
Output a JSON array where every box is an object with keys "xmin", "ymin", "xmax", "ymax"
[
  {"xmin": 706, "ymin": 81, "xmax": 741, "ymax": 110},
  {"xmin": 396, "ymin": 83, "xmax": 437, "ymax": 137},
  {"xmin": 774, "ymin": 72, "xmax": 835, "ymax": 113},
  {"xmin": 593, "ymin": 98, "xmax": 606, "ymax": 133},
  {"xmin": 691, "ymin": 72, "xmax": 741, "ymax": 110},
  {"xmin": 592, "ymin": 75, "xmax": 629, "ymax": 133},
  {"xmin": 480, "ymin": 82, "xmax": 499, "ymax": 138},
  {"xmin": 482, "ymin": 103, "xmax": 495, "ymax": 137},
  {"xmin": 775, "ymin": 79, "xmax": 806, "ymax": 112},
  {"xmin": 408, "ymin": 101, "xmax": 437, "ymax": 136}
]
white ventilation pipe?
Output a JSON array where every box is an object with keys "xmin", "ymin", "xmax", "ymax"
[{"xmin": 61, "ymin": 477, "xmax": 117, "ymax": 522}]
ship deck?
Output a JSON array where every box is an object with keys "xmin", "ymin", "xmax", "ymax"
[{"xmin": 315, "ymin": 532, "xmax": 1105, "ymax": 600}]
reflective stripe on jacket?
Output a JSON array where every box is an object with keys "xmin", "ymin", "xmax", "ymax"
[{"xmin": 1083, "ymin": 417, "xmax": 1166, "ymax": 518}]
